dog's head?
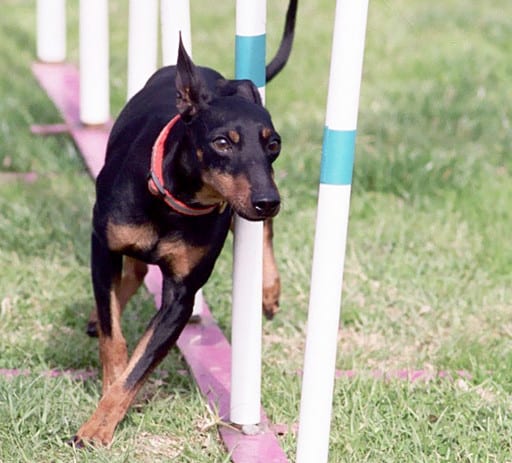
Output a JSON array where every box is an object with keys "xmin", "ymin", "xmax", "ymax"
[{"xmin": 175, "ymin": 41, "xmax": 281, "ymax": 221}]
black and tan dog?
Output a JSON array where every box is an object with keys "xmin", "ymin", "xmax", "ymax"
[{"xmin": 72, "ymin": 0, "xmax": 297, "ymax": 447}]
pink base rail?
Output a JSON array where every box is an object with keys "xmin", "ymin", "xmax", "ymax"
[{"xmin": 31, "ymin": 61, "xmax": 289, "ymax": 463}]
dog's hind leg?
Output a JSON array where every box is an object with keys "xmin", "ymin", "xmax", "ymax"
[
  {"xmin": 86, "ymin": 256, "xmax": 148, "ymax": 337},
  {"xmin": 262, "ymin": 218, "xmax": 280, "ymax": 319},
  {"xmin": 117, "ymin": 257, "xmax": 148, "ymax": 308}
]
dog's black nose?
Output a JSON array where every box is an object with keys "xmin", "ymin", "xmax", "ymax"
[{"xmin": 253, "ymin": 199, "xmax": 281, "ymax": 217}]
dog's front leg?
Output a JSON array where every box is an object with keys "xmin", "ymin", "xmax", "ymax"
[
  {"xmin": 90, "ymin": 232, "xmax": 129, "ymax": 392},
  {"xmin": 86, "ymin": 256, "xmax": 148, "ymax": 338},
  {"xmin": 72, "ymin": 276, "xmax": 194, "ymax": 447}
]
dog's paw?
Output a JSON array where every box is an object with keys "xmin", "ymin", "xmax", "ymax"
[
  {"xmin": 69, "ymin": 428, "xmax": 113, "ymax": 449},
  {"xmin": 71, "ymin": 416, "xmax": 116, "ymax": 448},
  {"xmin": 68, "ymin": 435, "xmax": 87, "ymax": 449},
  {"xmin": 188, "ymin": 314, "xmax": 202, "ymax": 324},
  {"xmin": 86, "ymin": 320, "xmax": 99, "ymax": 337},
  {"xmin": 262, "ymin": 279, "xmax": 280, "ymax": 320},
  {"xmin": 86, "ymin": 308, "xmax": 99, "ymax": 337}
]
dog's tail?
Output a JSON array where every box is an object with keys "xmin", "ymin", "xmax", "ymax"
[{"xmin": 265, "ymin": 0, "xmax": 298, "ymax": 82}]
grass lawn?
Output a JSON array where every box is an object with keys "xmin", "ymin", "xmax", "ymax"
[{"xmin": 2, "ymin": 0, "xmax": 512, "ymax": 461}]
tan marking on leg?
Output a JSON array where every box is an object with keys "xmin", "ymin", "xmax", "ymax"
[
  {"xmin": 75, "ymin": 327, "xmax": 156, "ymax": 446},
  {"xmin": 87, "ymin": 257, "xmax": 148, "ymax": 336},
  {"xmin": 74, "ymin": 380, "xmax": 140, "ymax": 447},
  {"xmin": 99, "ymin": 284, "xmax": 128, "ymax": 394},
  {"xmin": 117, "ymin": 257, "xmax": 148, "ymax": 308},
  {"xmin": 157, "ymin": 240, "xmax": 208, "ymax": 279},
  {"xmin": 106, "ymin": 221, "xmax": 157, "ymax": 252},
  {"xmin": 121, "ymin": 325, "xmax": 154, "ymax": 380},
  {"xmin": 263, "ymin": 218, "xmax": 280, "ymax": 319}
]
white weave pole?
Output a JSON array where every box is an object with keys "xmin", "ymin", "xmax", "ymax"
[
  {"xmin": 230, "ymin": 0, "xmax": 267, "ymax": 429},
  {"xmin": 161, "ymin": 0, "xmax": 192, "ymax": 66},
  {"xmin": 127, "ymin": 0, "xmax": 158, "ymax": 99},
  {"xmin": 36, "ymin": 0, "xmax": 66, "ymax": 63},
  {"xmin": 79, "ymin": 0, "xmax": 110, "ymax": 125},
  {"xmin": 296, "ymin": 0, "xmax": 369, "ymax": 461}
]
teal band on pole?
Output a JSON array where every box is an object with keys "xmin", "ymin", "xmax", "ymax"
[
  {"xmin": 320, "ymin": 128, "xmax": 356, "ymax": 185},
  {"xmin": 235, "ymin": 34, "xmax": 266, "ymax": 87},
  {"xmin": 296, "ymin": 0, "xmax": 369, "ymax": 460}
]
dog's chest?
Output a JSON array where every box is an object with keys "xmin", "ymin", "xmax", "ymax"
[{"xmin": 104, "ymin": 217, "xmax": 229, "ymax": 277}]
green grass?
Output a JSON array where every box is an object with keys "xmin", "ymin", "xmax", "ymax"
[{"xmin": 2, "ymin": 0, "xmax": 512, "ymax": 461}]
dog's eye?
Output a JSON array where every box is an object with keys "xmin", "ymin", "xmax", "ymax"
[
  {"xmin": 267, "ymin": 139, "xmax": 281, "ymax": 157},
  {"xmin": 211, "ymin": 137, "xmax": 232, "ymax": 153}
]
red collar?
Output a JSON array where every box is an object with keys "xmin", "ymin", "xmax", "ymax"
[{"xmin": 148, "ymin": 114, "xmax": 218, "ymax": 216}]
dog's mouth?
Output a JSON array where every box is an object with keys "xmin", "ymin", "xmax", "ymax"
[{"xmin": 230, "ymin": 198, "xmax": 281, "ymax": 221}]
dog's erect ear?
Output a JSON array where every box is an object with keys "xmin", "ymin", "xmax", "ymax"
[
  {"xmin": 175, "ymin": 36, "xmax": 211, "ymax": 121},
  {"xmin": 216, "ymin": 79, "xmax": 263, "ymax": 106}
]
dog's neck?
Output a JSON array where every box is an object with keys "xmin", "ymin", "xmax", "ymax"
[{"xmin": 148, "ymin": 115, "xmax": 221, "ymax": 216}]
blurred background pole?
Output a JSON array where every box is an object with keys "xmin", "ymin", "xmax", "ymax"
[
  {"xmin": 127, "ymin": 0, "xmax": 158, "ymax": 99},
  {"xmin": 79, "ymin": 0, "xmax": 110, "ymax": 125},
  {"xmin": 36, "ymin": 0, "xmax": 66, "ymax": 63}
]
